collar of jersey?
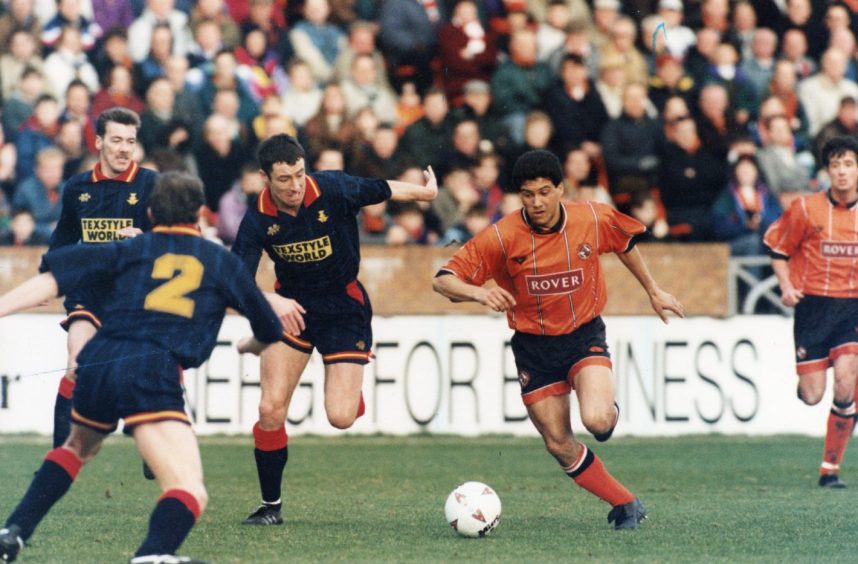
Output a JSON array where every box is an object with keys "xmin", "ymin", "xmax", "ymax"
[
  {"xmin": 258, "ymin": 175, "xmax": 322, "ymax": 217},
  {"xmin": 827, "ymin": 189, "xmax": 858, "ymax": 209},
  {"xmin": 521, "ymin": 203, "xmax": 567, "ymax": 234},
  {"xmin": 152, "ymin": 224, "xmax": 201, "ymax": 236},
  {"xmin": 91, "ymin": 160, "xmax": 140, "ymax": 183}
]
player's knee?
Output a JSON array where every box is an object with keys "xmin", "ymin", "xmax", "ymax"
[
  {"xmin": 797, "ymin": 386, "xmax": 823, "ymax": 406},
  {"xmin": 258, "ymin": 399, "xmax": 287, "ymax": 426},
  {"xmin": 581, "ymin": 410, "xmax": 614, "ymax": 436},
  {"xmin": 327, "ymin": 411, "xmax": 356, "ymax": 430}
]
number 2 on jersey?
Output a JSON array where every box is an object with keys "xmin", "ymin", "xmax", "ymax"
[{"xmin": 143, "ymin": 254, "xmax": 204, "ymax": 318}]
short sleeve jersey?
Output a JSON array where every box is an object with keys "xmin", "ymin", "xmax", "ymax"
[
  {"xmin": 764, "ymin": 191, "xmax": 858, "ymax": 298},
  {"xmin": 440, "ymin": 201, "xmax": 645, "ymax": 336},
  {"xmin": 40, "ymin": 161, "xmax": 157, "ymax": 270},
  {"xmin": 42, "ymin": 226, "xmax": 283, "ymax": 368},
  {"xmin": 231, "ymin": 171, "xmax": 391, "ymax": 298}
]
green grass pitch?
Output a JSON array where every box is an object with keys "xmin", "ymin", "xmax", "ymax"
[{"xmin": 1, "ymin": 434, "xmax": 855, "ymax": 563}]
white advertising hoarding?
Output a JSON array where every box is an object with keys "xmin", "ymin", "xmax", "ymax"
[{"xmin": 0, "ymin": 314, "xmax": 832, "ymax": 437}]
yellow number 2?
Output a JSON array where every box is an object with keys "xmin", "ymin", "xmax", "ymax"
[{"xmin": 143, "ymin": 254, "xmax": 205, "ymax": 318}]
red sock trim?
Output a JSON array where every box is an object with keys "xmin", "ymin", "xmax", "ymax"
[
  {"xmin": 356, "ymin": 393, "xmax": 366, "ymax": 419},
  {"xmin": 253, "ymin": 422, "xmax": 288, "ymax": 451},
  {"xmin": 45, "ymin": 447, "xmax": 83, "ymax": 479},
  {"xmin": 57, "ymin": 376, "xmax": 76, "ymax": 399},
  {"xmin": 160, "ymin": 489, "xmax": 201, "ymax": 521}
]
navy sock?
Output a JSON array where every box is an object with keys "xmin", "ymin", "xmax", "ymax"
[
  {"xmin": 134, "ymin": 491, "xmax": 199, "ymax": 557},
  {"xmin": 252, "ymin": 423, "xmax": 288, "ymax": 505},
  {"xmin": 6, "ymin": 448, "xmax": 81, "ymax": 541}
]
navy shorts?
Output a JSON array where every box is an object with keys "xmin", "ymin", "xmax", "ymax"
[
  {"xmin": 280, "ymin": 280, "xmax": 374, "ymax": 364},
  {"xmin": 71, "ymin": 339, "xmax": 190, "ymax": 434},
  {"xmin": 793, "ymin": 295, "xmax": 858, "ymax": 375},
  {"xmin": 511, "ymin": 316, "xmax": 612, "ymax": 406},
  {"xmin": 61, "ymin": 280, "xmax": 112, "ymax": 330}
]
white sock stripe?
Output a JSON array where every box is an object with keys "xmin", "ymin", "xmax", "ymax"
[
  {"xmin": 563, "ymin": 445, "xmax": 589, "ymax": 474},
  {"xmin": 821, "ymin": 461, "xmax": 840, "ymax": 471},
  {"xmin": 832, "ymin": 402, "xmax": 856, "ymax": 416},
  {"xmin": 263, "ymin": 498, "xmax": 281, "ymax": 506}
]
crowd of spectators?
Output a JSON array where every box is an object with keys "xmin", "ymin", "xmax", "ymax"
[{"xmin": 0, "ymin": 0, "xmax": 855, "ymax": 253}]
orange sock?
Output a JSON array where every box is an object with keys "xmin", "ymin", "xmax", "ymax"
[
  {"xmin": 820, "ymin": 401, "xmax": 856, "ymax": 475},
  {"xmin": 563, "ymin": 444, "xmax": 635, "ymax": 507}
]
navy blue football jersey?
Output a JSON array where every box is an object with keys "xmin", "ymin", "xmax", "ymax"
[
  {"xmin": 42, "ymin": 226, "xmax": 283, "ymax": 368},
  {"xmin": 40, "ymin": 162, "xmax": 157, "ymax": 271},
  {"xmin": 231, "ymin": 171, "xmax": 391, "ymax": 298}
]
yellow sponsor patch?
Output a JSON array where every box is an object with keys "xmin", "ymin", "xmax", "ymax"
[
  {"xmin": 272, "ymin": 235, "xmax": 333, "ymax": 263},
  {"xmin": 81, "ymin": 218, "xmax": 133, "ymax": 242}
]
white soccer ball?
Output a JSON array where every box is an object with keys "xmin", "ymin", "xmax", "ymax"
[{"xmin": 444, "ymin": 481, "xmax": 502, "ymax": 538}]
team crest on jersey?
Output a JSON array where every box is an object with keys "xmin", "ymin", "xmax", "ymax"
[
  {"xmin": 518, "ymin": 369, "xmax": 531, "ymax": 388},
  {"xmin": 356, "ymin": 340, "xmax": 366, "ymax": 351},
  {"xmin": 796, "ymin": 346, "xmax": 807, "ymax": 360},
  {"xmin": 73, "ymin": 304, "xmax": 85, "ymax": 310},
  {"xmin": 267, "ymin": 224, "xmax": 280, "ymax": 236},
  {"xmin": 577, "ymin": 243, "xmax": 592, "ymax": 260},
  {"xmin": 317, "ymin": 210, "xmax": 329, "ymax": 223},
  {"xmin": 78, "ymin": 193, "xmax": 91, "ymax": 202},
  {"xmin": 127, "ymin": 193, "xmax": 139, "ymax": 205}
]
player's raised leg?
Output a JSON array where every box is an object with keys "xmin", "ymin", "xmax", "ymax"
[
  {"xmin": 244, "ymin": 342, "xmax": 310, "ymax": 525},
  {"xmin": 54, "ymin": 320, "xmax": 98, "ymax": 448},
  {"xmin": 1, "ymin": 425, "xmax": 106, "ymax": 562},
  {"xmin": 527, "ymin": 393, "xmax": 644, "ymax": 530},
  {"xmin": 574, "ymin": 364, "xmax": 619, "ymax": 442},
  {"xmin": 816, "ymin": 354, "xmax": 858, "ymax": 487},
  {"xmin": 323, "ymin": 362, "xmax": 365, "ymax": 429},
  {"xmin": 130, "ymin": 420, "xmax": 207, "ymax": 562}
]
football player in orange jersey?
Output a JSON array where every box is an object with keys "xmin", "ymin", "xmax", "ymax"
[
  {"xmin": 433, "ymin": 150, "xmax": 683, "ymax": 529},
  {"xmin": 765, "ymin": 135, "xmax": 858, "ymax": 488}
]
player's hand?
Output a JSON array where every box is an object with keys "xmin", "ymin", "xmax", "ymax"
[
  {"xmin": 423, "ymin": 166, "xmax": 439, "ymax": 200},
  {"xmin": 266, "ymin": 294, "xmax": 306, "ymax": 336},
  {"xmin": 780, "ymin": 285, "xmax": 804, "ymax": 307},
  {"xmin": 476, "ymin": 287, "xmax": 516, "ymax": 312},
  {"xmin": 117, "ymin": 227, "xmax": 143, "ymax": 238},
  {"xmin": 649, "ymin": 287, "xmax": 684, "ymax": 324}
]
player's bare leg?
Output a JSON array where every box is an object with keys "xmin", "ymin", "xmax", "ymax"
[
  {"xmin": 53, "ymin": 321, "xmax": 97, "ymax": 448},
  {"xmin": 0, "ymin": 425, "xmax": 105, "ymax": 562},
  {"xmin": 574, "ymin": 365, "xmax": 619, "ymax": 441},
  {"xmin": 527, "ymin": 393, "xmax": 643, "ymax": 529},
  {"xmin": 815, "ymin": 354, "xmax": 858, "ymax": 487},
  {"xmin": 244, "ymin": 342, "xmax": 310, "ymax": 525},
  {"xmin": 323, "ymin": 362, "xmax": 364, "ymax": 429},
  {"xmin": 132, "ymin": 421, "xmax": 208, "ymax": 560}
]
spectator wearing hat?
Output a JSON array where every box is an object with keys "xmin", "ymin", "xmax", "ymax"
[
  {"xmin": 814, "ymin": 96, "xmax": 858, "ymax": 164},
  {"xmin": 438, "ymin": 0, "xmax": 499, "ymax": 106},
  {"xmin": 544, "ymin": 53, "xmax": 608, "ymax": 156},
  {"xmin": 491, "ymin": 28, "xmax": 553, "ymax": 145},
  {"xmin": 656, "ymin": 0, "xmax": 695, "ymax": 58},
  {"xmin": 451, "ymin": 79, "xmax": 513, "ymax": 156}
]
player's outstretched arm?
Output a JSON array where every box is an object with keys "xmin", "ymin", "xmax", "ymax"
[
  {"xmin": 615, "ymin": 247, "xmax": 684, "ymax": 323},
  {"xmin": 387, "ymin": 166, "xmax": 439, "ymax": 202},
  {"xmin": 263, "ymin": 292, "xmax": 306, "ymax": 336},
  {"xmin": 432, "ymin": 273, "xmax": 516, "ymax": 312},
  {"xmin": 0, "ymin": 272, "xmax": 60, "ymax": 317},
  {"xmin": 771, "ymin": 258, "xmax": 803, "ymax": 306}
]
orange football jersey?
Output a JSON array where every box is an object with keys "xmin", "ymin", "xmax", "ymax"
[
  {"xmin": 764, "ymin": 192, "xmax": 858, "ymax": 298},
  {"xmin": 440, "ymin": 201, "xmax": 645, "ymax": 336}
]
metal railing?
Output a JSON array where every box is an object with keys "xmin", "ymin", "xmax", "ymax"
[{"xmin": 727, "ymin": 256, "xmax": 791, "ymax": 316}]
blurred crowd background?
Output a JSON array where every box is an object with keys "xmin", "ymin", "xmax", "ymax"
[{"xmin": 0, "ymin": 0, "xmax": 852, "ymax": 253}]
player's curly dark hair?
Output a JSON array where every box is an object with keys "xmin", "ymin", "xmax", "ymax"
[
  {"xmin": 150, "ymin": 172, "xmax": 205, "ymax": 225},
  {"xmin": 511, "ymin": 150, "xmax": 563, "ymax": 191},
  {"xmin": 822, "ymin": 135, "xmax": 858, "ymax": 168},
  {"xmin": 96, "ymin": 107, "xmax": 141, "ymax": 137},
  {"xmin": 257, "ymin": 134, "xmax": 306, "ymax": 176}
]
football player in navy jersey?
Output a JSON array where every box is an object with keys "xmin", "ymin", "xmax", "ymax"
[
  {"xmin": 43, "ymin": 107, "xmax": 158, "ymax": 449},
  {"xmin": 0, "ymin": 172, "xmax": 286, "ymax": 564},
  {"xmin": 232, "ymin": 134, "xmax": 438, "ymax": 525}
]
